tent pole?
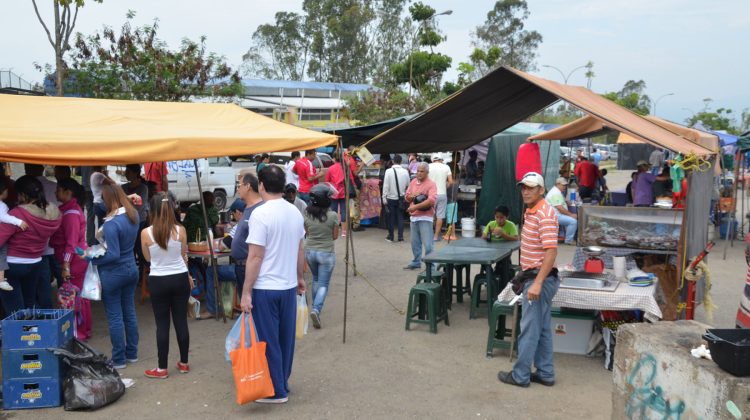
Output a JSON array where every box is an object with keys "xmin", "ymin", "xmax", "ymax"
[
  {"xmin": 742, "ymin": 155, "xmax": 746, "ymax": 236},
  {"xmin": 340, "ymin": 140, "xmax": 350, "ymax": 344},
  {"xmin": 193, "ymin": 159, "xmax": 225, "ymax": 322}
]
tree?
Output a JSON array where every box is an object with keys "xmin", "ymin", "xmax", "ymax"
[
  {"xmin": 584, "ymin": 61, "xmax": 595, "ymax": 89},
  {"xmin": 31, "ymin": 0, "xmax": 103, "ymax": 96},
  {"xmin": 685, "ymin": 100, "xmax": 740, "ymax": 134},
  {"xmin": 602, "ymin": 80, "xmax": 652, "ymax": 115},
  {"xmin": 472, "ymin": 0, "xmax": 542, "ymax": 72},
  {"xmin": 740, "ymin": 109, "xmax": 750, "ymax": 134},
  {"xmin": 68, "ymin": 13, "xmax": 242, "ymax": 101},
  {"xmin": 242, "ymin": 12, "xmax": 309, "ymax": 80},
  {"xmin": 344, "ymin": 88, "xmax": 430, "ymax": 125}
]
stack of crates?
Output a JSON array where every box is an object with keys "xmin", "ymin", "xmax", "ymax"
[{"xmin": 2, "ymin": 309, "xmax": 74, "ymax": 410}]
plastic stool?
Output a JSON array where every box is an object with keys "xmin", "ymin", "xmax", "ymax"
[
  {"xmin": 451, "ymin": 264, "xmax": 471, "ymax": 303},
  {"xmin": 486, "ymin": 300, "xmax": 522, "ymax": 357},
  {"xmin": 469, "ymin": 273, "xmax": 488, "ymax": 319},
  {"xmin": 416, "ymin": 269, "xmax": 444, "ymax": 284},
  {"xmin": 405, "ymin": 283, "xmax": 450, "ymax": 333}
]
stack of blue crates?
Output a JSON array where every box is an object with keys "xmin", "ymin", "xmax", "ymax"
[{"xmin": 2, "ymin": 309, "xmax": 74, "ymax": 410}]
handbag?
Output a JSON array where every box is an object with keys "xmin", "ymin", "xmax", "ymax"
[
  {"xmin": 392, "ymin": 168, "xmax": 408, "ymax": 211},
  {"xmin": 81, "ymin": 264, "xmax": 101, "ymax": 301},
  {"xmin": 230, "ymin": 312, "xmax": 275, "ymax": 404}
]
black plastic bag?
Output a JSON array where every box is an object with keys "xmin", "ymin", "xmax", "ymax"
[{"xmin": 49, "ymin": 339, "xmax": 126, "ymax": 411}]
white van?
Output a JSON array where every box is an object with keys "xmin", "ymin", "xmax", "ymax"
[{"xmin": 109, "ymin": 157, "xmax": 237, "ymax": 209}]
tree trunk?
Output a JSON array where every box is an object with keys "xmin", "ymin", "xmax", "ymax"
[
  {"xmin": 54, "ymin": 2, "xmax": 63, "ymax": 96},
  {"xmin": 55, "ymin": 53, "xmax": 64, "ymax": 96}
]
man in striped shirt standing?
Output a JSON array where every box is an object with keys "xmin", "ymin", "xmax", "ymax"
[{"xmin": 498, "ymin": 172, "xmax": 561, "ymax": 388}]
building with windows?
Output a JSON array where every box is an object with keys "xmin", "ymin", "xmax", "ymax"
[{"xmin": 237, "ymin": 79, "xmax": 377, "ymax": 130}]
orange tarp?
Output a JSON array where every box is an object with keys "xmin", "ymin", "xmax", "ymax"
[{"xmin": 0, "ymin": 95, "xmax": 337, "ymax": 165}]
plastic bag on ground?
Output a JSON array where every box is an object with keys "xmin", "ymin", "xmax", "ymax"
[
  {"xmin": 296, "ymin": 294, "xmax": 308, "ymax": 339},
  {"xmin": 224, "ymin": 312, "xmax": 257, "ymax": 364},
  {"xmin": 81, "ymin": 264, "xmax": 101, "ymax": 301},
  {"xmin": 49, "ymin": 338, "xmax": 125, "ymax": 411}
]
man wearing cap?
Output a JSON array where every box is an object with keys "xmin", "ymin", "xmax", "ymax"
[
  {"xmin": 283, "ymin": 183, "xmax": 307, "ymax": 216},
  {"xmin": 231, "ymin": 172, "xmax": 265, "ymax": 294},
  {"xmin": 498, "ymin": 172, "xmax": 560, "ymax": 388},
  {"xmin": 428, "ymin": 153, "xmax": 453, "ymax": 241},
  {"xmin": 632, "ymin": 160, "xmax": 669, "ymax": 207},
  {"xmin": 546, "ymin": 177, "xmax": 578, "ymax": 245}
]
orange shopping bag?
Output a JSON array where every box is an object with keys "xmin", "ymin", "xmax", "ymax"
[{"xmin": 229, "ymin": 313, "xmax": 275, "ymax": 404}]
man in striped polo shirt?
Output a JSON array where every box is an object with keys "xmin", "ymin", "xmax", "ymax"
[{"xmin": 498, "ymin": 172, "xmax": 561, "ymax": 388}]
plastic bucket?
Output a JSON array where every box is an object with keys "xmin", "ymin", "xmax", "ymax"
[{"xmin": 461, "ymin": 218, "xmax": 476, "ymax": 238}]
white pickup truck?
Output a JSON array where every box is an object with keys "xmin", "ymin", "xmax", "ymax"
[{"xmin": 109, "ymin": 157, "xmax": 236, "ymax": 209}]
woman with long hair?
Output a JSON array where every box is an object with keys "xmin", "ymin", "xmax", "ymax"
[
  {"xmin": 304, "ymin": 184, "xmax": 339, "ymax": 329},
  {"xmin": 140, "ymin": 192, "xmax": 192, "ymax": 378},
  {"xmin": 91, "ymin": 183, "xmax": 140, "ymax": 369},
  {"xmin": 50, "ymin": 178, "xmax": 92, "ymax": 339},
  {"xmin": 0, "ymin": 175, "xmax": 61, "ymax": 313}
]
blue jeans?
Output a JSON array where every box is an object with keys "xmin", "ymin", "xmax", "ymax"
[
  {"xmin": 512, "ymin": 274, "xmax": 560, "ymax": 384},
  {"xmin": 409, "ymin": 220, "xmax": 434, "ymax": 268},
  {"xmin": 558, "ymin": 214, "xmax": 578, "ymax": 244},
  {"xmin": 251, "ymin": 287, "xmax": 297, "ymax": 399},
  {"xmin": 330, "ymin": 198, "xmax": 347, "ymax": 224},
  {"xmin": 386, "ymin": 199, "xmax": 405, "ymax": 240},
  {"xmin": 36, "ymin": 255, "xmax": 54, "ymax": 309},
  {"xmin": 234, "ymin": 264, "xmax": 246, "ymax": 298},
  {"xmin": 0, "ymin": 262, "xmax": 44, "ymax": 314},
  {"xmin": 306, "ymin": 250, "xmax": 335, "ymax": 315},
  {"xmin": 99, "ymin": 263, "xmax": 140, "ymax": 365},
  {"xmin": 205, "ymin": 264, "xmax": 237, "ymax": 315}
]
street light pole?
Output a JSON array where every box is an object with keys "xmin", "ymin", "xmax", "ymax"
[
  {"xmin": 408, "ymin": 9, "xmax": 452, "ymax": 97},
  {"xmin": 652, "ymin": 93, "xmax": 674, "ymax": 117},
  {"xmin": 542, "ymin": 64, "xmax": 587, "ymax": 84}
]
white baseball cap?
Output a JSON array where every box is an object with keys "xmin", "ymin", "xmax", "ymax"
[
  {"xmin": 518, "ymin": 172, "xmax": 545, "ymax": 188},
  {"xmin": 555, "ymin": 177, "xmax": 569, "ymax": 185},
  {"xmin": 431, "ymin": 153, "xmax": 443, "ymax": 162}
]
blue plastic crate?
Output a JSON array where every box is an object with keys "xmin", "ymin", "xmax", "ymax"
[
  {"xmin": 2, "ymin": 309, "xmax": 73, "ymax": 350},
  {"xmin": 3, "ymin": 377, "xmax": 62, "ymax": 409},
  {"xmin": 3, "ymin": 348, "xmax": 65, "ymax": 380}
]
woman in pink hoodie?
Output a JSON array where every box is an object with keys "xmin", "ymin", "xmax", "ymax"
[
  {"xmin": 50, "ymin": 178, "xmax": 91, "ymax": 339},
  {"xmin": 0, "ymin": 176, "xmax": 61, "ymax": 313}
]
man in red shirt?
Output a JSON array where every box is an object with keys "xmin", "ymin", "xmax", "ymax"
[
  {"xmin": 573, "ymin": 157, "xmax": 599, "ymax": 200},
  {"xmin": 293, "ymin": 149, "xmax": 326, "ymax": 204},
  {"xmin": 144, "ymin": 162, "xmax": 169, "ymax": 193}
]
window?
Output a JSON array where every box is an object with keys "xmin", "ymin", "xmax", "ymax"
[
  {"xmin": 207, "ymin": 157, "xmax": 231, "ymax": 167},
  {"xmin": 298, "ymin": 109, "xmax": 333, "ymax": 121}
]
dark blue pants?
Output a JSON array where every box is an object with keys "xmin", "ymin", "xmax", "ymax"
[
  {"xmin": 251, "ymin": 287, "xmax": 297, "ymax": 399},
  {"xmin": 0, "ymin": 262, "xmax": 44, "ymax": 314},
  {"xmin": 234, "ymin": 264, "xmax": 246, "ymax": 298},
  {"xmin": 99, "ymin": 263, "xmax": 140, "ymax": 365}
]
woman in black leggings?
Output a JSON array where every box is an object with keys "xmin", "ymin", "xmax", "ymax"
[{"xmin": 140, "ymin": 193, "xmax": 193, "ymax": 379}]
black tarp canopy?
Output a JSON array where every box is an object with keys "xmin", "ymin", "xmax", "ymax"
[{"xmin": 325, "ymin": 115, "xmax": 415, "ymax": 148}]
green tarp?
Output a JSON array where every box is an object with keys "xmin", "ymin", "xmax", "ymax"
[{"xmin": 477, "ymin": 132, "xmax": 559, "ymax": 228}]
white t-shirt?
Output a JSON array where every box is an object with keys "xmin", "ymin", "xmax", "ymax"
[
  {"xmin": 246, "ymin": 198, "xmax": 305, "ymax": 290},
  {"xmin": 90, "ymin": 172, "xmax": 107, "ymax": 203},
  {"xmin": 428, "ymin": 162, "xmax": 452, "ymax": 195},
  {"xmin": 285, "ymin": 160, "xmax": 299, "ymax": 187},
  {"xmin": 545, "ymin": 186, "xmax": 566, "ymax": 216},
  {"xmin": 36, "ymin": 176, "xmax": 58, "ymax": 206}
]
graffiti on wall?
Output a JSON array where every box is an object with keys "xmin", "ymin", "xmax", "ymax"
[{"xmin": 626, "ymin": 354, "xmax": 686, "ymax": 420}]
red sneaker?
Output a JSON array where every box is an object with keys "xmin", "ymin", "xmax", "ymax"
[
  {"xmin": 176, "ymin": 361, "xmax": 190, "ymax": 374},
  {"xmin": 144, "ymin": 368, "xmax": 168, "ymax": 379}
]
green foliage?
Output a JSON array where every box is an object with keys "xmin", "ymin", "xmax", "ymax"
[
  {"xmin": 242, "ymin": 12, "xmax": 309, "ymax": 80},
  {"xmin": 472, "ymin": 0, "xmax": 542, "ymax": 71},
  {"xmin": 408, "ymin": 2, "xmax": 436, "ymax": 21},
  {"xmin": 391, "ymin": 51, "xmax": 451, "ymax": 94},
  {"xmin": 344, "ymin": 88, "xmax": 434, "ymax": 125},
  {"xmin": 602, "ymin": 80, "xmax": 651, "ymax": 115},
  {"xmin": 687, "ymin": 109, "xmax": 740, "ymax": 134},
  {"xmin": 527, "ymin": 104, "xmax": 583, "ymax": 125},
  {"xmin": 68, "ymin": 15, "xmax": 242, "ymax": 101}
]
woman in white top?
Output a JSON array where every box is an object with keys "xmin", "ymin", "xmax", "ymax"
[{"xmin": 140, "ymin": 192, "xmax": 193, "ymax": 379}]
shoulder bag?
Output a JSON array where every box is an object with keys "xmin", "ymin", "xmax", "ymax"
[{"xmin": 393, "ymin": 167, "xmax": 408, "ymax": 211}]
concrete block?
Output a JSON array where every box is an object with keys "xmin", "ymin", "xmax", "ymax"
[{"xmin": 612, "ymin": 320, "xmax": 750, "ymax": 420}]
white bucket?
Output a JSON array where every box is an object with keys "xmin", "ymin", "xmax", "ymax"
[{"xmin": 461, "ymin": 217, "xmax": 476, "ymax": 238}]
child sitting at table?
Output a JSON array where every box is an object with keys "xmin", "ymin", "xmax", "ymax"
[{"xmin": 482, "ymin": 206, "xmax": 518, "ymax": 242}]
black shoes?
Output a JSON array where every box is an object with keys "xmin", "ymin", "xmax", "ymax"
[
  {"xmin": 497, "ymin": 371, "xmax": 529, "ymax": 388},
  {"xmin": 530, "ymin": 372, "xmax": 555, "ymax": 386}
]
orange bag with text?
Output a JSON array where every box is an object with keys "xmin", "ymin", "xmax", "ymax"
[{"xmin": 230, "ymin": 313, "xmax": 275, "ymax": 404}]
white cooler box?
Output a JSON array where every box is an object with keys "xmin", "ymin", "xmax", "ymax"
[{"xmin": 550, "ymin": 309, "xmax": 597, "ymax": 355}]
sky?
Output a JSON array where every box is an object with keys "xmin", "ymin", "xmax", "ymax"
[{"xmin": 1, "ymin": 0, "xmax": 748, "ymax": 125}]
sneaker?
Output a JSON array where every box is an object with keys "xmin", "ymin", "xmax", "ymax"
[
  {"xmin": 126, "ymin": 358, "xmax": 139, "ymax": 363},
  {"xmin": 403, "ymin": 264, "xmax": 420, "ymax": 270},
  {"xmin": 497, "ymin": 371, "xmax": 529, "ymax": 388},
  {"xmin": 113, "ymin": 363, "xmax": 127, "ymax": 370},
  {"xmin": 0, "ymin": 281, "xmax": 13, "ymax": 291},
  {"xmin": 310, "ymin": 311, "xmax": 321, "ymax": 329},
  {"xmin": 385, "ymin": 237, "xmax": 393, "ymax": 243},
  {"xmin": 397, "ymin": 238, "xmax": 404, "ymax": 242},
  {"xmin": 145, "ymin": 368, "xmax": 169, "ymax": 379},
  {"xmin": 256, "ymin": 396, "xmax": 288, "ymax": 404},
  {"xmin": 176, "ymin": 362, "xmax": 190, "ymax": 374},
  {"xmin": 530, "ymin": 372, "xmax": 555, "ymax": 386}
]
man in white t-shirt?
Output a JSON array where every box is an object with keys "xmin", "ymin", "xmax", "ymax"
[
  {"xmin": 428, "ymin": 154, "xmax": 453, "ymax": 241},
  {"xmin": 241, "ymin": 165, "xmax": 305, "ymax": 404},
  {"xmin": 285, "ymin": 151, "xmax": 300, "ymax": 187},
  {"xmin": 545, "ymin": 177, "xmax": 577, "ymax": 244}
]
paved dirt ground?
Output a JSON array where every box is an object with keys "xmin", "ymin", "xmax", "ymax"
[{"xmin": 3, "ymin": 169, "xmax": 747, "ymax": 419}]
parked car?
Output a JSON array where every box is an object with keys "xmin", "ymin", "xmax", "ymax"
[{"xmin": 109, "ymin": 157, "xmax": 236, "ymax": 209}]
